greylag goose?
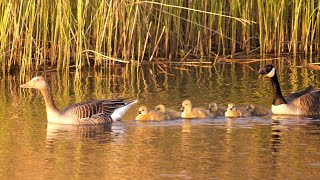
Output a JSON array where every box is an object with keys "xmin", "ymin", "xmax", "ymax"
[
  {"xmin": 135, "ymin": 105, "xmax": 169, "ymax": 121},
  {"xmin": 180, "ymin": 100, "xmax": 212, "ymax": 119},
  {"xmin": 155, "ymin": 104, "xmax": 181, "ymax": 119},
  {"xmin": 21, "ymin": 76, "xmax": 138, "ymax": 125},
  {"xmin": 258, "ymin": 64, "xmax": 320, "ymax": 115}
]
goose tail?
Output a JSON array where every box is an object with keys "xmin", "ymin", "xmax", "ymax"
[{"xmin": 111, "ymin": 100, "xmax": 138, "ymax": 121}]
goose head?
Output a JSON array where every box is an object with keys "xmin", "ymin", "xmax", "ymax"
[
  {"xmin": 138, "ymin": 105, "xmax": 149, "ymax": 115},
  {"xmin": 208, "ymin": 102, "xmax": 218, "ymax": 111},
  {"xmin": 181, "ymin": 100, "xmax": 192, "ymax": 111},
  {"xmin": 258, "ymin": 64, "xmax": 276, "ymax": 78},
  {"xmin": 155, "ymin": 104, "xmax": 166, "ymax": 113},
  {"xmin": 21, "ymin": 76, "xmax": 49, "ymax": 91},
  {"xmin": 227, "ymin": 103, "xmax": 238, "ymax": 111}
]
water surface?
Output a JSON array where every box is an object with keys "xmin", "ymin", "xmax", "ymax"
[{"xmin": 0, "ymin": 62, "xmax": 320, "ymax": 179}]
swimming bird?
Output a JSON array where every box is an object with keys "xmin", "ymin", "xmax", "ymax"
[
  {"xmin": 21, "ymin": 76, "xmax": 138, "ymax": 125},
  {"xmin": 224, "ymin": 103, "xmax": 251, "ymax": 118},
  {"xmin": 181, "ymin": 100, "xmax": 212, "ymax": 119},
  {"xmin": 208, "ymin": 102, "xmax": 227, "ymax": 116},
  {"xmin": 135, "ymin": 105, "xmax": 168, "ymax": 121},
  {"xmin": 258, "ymin": 64, "xmax": 320, "ymax": 115},
  {"xmin": 246, "ymin": 104, "xmax": 270, "ymax": 116},
  {"xmin": 155, "ymin": 104, "xmax": 181, "ymax": 119}
]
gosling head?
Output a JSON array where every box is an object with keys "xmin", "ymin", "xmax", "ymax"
[
  {"xmin": 246, "ymin": 104, "xmax": 255, "ymax": 113},
  {"xmin": 155, "ymin": 104, "xmax": 166, "ymax": 113},
  {"xmin": 227, "ymin": 103, "xmax": 237, "ymax": 112},
  {"xmin": 138, "ymin": 105, "xmax": 149, "ymax": 115},
  {"xmin": 181, "ymin": 100, "xmax": 192, "ymax": 111},
  {"xmin": 208, "ymin": 102, "xmax": 218, "ymax": 112},
  {"xmin": 20, "ymin": 76, "xmax": 48, "ymax": 91},
  {"xmin": 258, "ymin": 64, "xmax": 276, "ymax": 78}
]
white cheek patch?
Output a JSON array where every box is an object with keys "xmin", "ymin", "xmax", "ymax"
[{"xmin": 266, "ymin": 67, "xmax": 276, "ymax": 77}]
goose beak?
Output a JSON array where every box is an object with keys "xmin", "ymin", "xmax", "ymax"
[
  {"xmin": 20, "ymin": 81, "xmax": 34, "ymax": 88},
  {"xmin": 180, "ymin": 106, "xmax": 185, "ymax": 111},
  {"xmin": 137, "ymin": 111, "xmax": 142, "ymax": 115},
  {"xmin": 257, "ymin": 67, "xmax": 267, "ymax": 74}
]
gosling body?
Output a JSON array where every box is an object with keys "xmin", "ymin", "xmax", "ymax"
[
  {"xmin": 208, "ymin": 102, "xmax": 227, "ymax": 116},
  {"xmin": 135, "ymin": 105, "xmax": 168, "ymax": 121},
  {"xmin": 181, "ymin": 100, "xmax": 211, "ymax": 119},
  {"xmin": 155, "ymin": 104, "xmax": 181, "ymax": 120}
]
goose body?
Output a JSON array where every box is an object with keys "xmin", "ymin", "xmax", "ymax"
[
  {"xmin": 208, "ymin": 102, "xmax": 227, "ymax": 116},
  {"xmin": 285, "ymin": 85, "xmax": 314, "ymax": 103},
  {"xmin": 21, "ymin": 76, "xmax": 138, "ymax": 125},
  {"xmin": 258, "ymin": 64, "xmax": 320, "ymax": 115},
  {"xmin": 135, "ymin": 105, "xmax": 168, "ymax": 121},
  {"xmin": 155, "ymin": 104, "xmax": 181, "ymax": 119},
  {"xmin": 181, "ymin": 100, "xmax": 212, "ymax": 119}
]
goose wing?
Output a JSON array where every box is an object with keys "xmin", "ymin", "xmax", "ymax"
[
  {"xmin": 61, "ymin": 99, "xmax": 126, "ymax": 119},
  {"xmin": 285, "ymin": 85, "xmax": 314, "ymax": 103},
  {"xmin": 291, "ymin": 90, "xmax": 320, "ymax": 115}
]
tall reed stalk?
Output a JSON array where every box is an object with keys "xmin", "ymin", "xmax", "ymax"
[{"xmin": 0, "ymin": 0, "xmax": 319, "ymax": 76}]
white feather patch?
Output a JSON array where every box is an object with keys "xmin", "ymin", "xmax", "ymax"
[
  {"xmin": 272, "ymin": 104, "xmax": 301, "ymax": 115},
  {"xmin": 266, "ymin": 67, "xmax": 276, "ymax": 77}
]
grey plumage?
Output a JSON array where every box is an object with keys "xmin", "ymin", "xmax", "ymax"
[{"xmin": 21, "ymin": 76, "xmax": 138, "ymax": 125}]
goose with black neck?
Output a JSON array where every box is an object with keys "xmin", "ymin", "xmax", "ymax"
[{"xmin": 258, "ymin": 64, "xmax": 320, "ymax": 115}]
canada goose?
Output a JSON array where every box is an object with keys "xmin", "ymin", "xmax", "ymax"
[
  {"xmin": 246, "ymin": 104, "xmax": 271, "ymax": 116},
  {"xmin": 135, "ymin": 105, "xmax": 168, "ymax": 121},
  {"xmin": 208, "ymin": 102, "xmax": 227, "ymax": 116},
  {"xmin": 155, "ymin": 104, "xmax": 181, "ymax": 119},
  {"xmin": 224, "ymin": 103, "xmax": 252, "ymax": 118},
  {"xmin": 21, "ymin": 76, "xmax": 138, "ymax": 125},
  {"xmin": 181, "ymin": 100, "xmax": 212, "ymax": 119},
  {"xmin": 258, "ymin": 64, "xmax": 320, "ymax": 115}
]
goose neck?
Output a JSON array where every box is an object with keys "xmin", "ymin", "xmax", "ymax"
[
  {"xmin": 39, "ymin": 86, "xmax": 61, "ymax": 115},
  {"xmin": 271, "ymin": 75, "xmax": 287, "ymax": 105}
]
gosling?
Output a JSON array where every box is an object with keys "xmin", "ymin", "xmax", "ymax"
[
  {"xmin": 181, "ymin": 100, "xmax": 212, "ymax": 119},
  {"xmin": 155, "ymin": 104, "xmax": 181, "ymax": 120},
  {"xmin": 135, "ymin": 105, "xmax": 168, "ymax": 121},
  {"xmin": 208, "ymin": 102, "xmax": 227, "ymax": 116},
  {"xmin": 225, "ymin": 103, "xmax": 252, "ymax": 118},
  {"xmin": 246, "ymin": 104, "xmax": 270, "ymax": 116}
]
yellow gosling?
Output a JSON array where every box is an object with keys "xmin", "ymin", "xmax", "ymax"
[
  {"xmin": 225, "ymin": 103, "xmax": 241, "ymax": 118},
  {"xmin": 135, "ymin": 105, "xmax": 168, "ymax": 121},
  {"xmin": 181, "ymin": 100, "xmax": 211, "ymax": 119}
]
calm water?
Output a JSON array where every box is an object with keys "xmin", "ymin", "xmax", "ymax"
[{"xmin": 1, "ymin": 62, "xmax": 320, "ymax": 179}]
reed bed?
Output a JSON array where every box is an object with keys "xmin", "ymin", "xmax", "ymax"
[{"xmin": 0, "ymin": 0, "xmax": 319, "ymax": 75}]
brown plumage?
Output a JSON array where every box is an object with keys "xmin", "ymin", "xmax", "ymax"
[{"xmin": 258, "ymin": 64, "xmax": 320, "ymax": 115}]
